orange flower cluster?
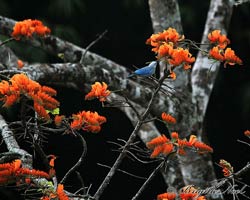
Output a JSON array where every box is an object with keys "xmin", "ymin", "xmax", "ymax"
[
  {"xmin": 219, "ymin": 159, "xmax": 233, "ymax": 177},
  {"xmin": 208, "ymin": 30, "xmax": 242, "ymax": 67},
  {"xmin": 0, "ymin": 74, "xmax": 59, "ymax": 120},
  {"xmin": 0, "ymin": 159, "xmax": 50, "ymax": 185},
  {"xmin": 146, "ymin": 28, "xmax": 195, "ymax": 74},
  {"xmin": 177, "ymin": 134, "xmax": 213, "ymax": 155},
  {"xmin": 147, "ymin": 134, "xmax": 174, "ymax": 158},
  {"xmin": 208, "ymin": 30, "xmax": 230, "ymax": 49},
  {"xmin": 40, "ymin": 184, "xmax": 69, "ymax": 200},
  {"xmin": 146, "ymin": 28, "xmax": 184, "ymax": 51},
  {"xmin": 147, "ymin": 133, "xmax": 213, "ymax": 158},
  {"xmin": 162, "ymin": 112, "xmax": 176, "ymax": 124},
  {"xmin": 12, "ymin": 19, "xmax": 51, "ymax": 40},
  {"xmin": 70, "ymin": 110, "xmax": 106, "ymax": 133},
  {"xmin": 85, "ymin": 82, "xmax": 111, "ymax": 102}
]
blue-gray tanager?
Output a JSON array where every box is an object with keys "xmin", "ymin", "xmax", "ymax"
[{"xmin": 128, "ymin": 61, "xmax": 157, "ymax": 78}]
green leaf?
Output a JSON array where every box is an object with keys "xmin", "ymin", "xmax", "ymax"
[{"xmin": 46, "ymin": 108, "xmax": 60, "ymax": 115}]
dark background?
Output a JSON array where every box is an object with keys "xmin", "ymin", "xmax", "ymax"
[{"xmin": 0, "ymin": 0, "xmax": 250, "ymax": 199}]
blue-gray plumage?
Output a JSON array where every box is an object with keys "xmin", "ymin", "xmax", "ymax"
[{"xmin": 127, "ymin": 61, "xmax": 157, "ymax": 78}]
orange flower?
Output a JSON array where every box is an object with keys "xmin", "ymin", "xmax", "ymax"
[
  {"xmin": 17, "ymin": 168, "xmax": 50, "ymax": 179},
  {"xmin": 188, "ymin": 135, "xmax": 197, "ymax": 145},
  {"xmin": 177, "ymin": 139, "xmax": 192, "ymax": 148},
  {"xmin": 157, "ymin": 42, "xmax": 174, "ymax": 58},
  {"xmin": 17, "ymin": 59, "xmax": 24, "ymax": 69},
  {"xmin": 208, "ymin": 30, "xmax": 230, "ymax": 49},
  {"xmin": 150, "ymin": 145, "xmax": 165, "ymax": 158},
  {"xmin": 224, "ymin": 48, "xmax": 242, "ymax": 66},
  {"xmin": 147, "ymin": 135, "xmax": 173, "ymax": 158},
  {"xmin": 42, "ymin": 86, "xmax": 57, "ymax": 96},
  {"xmin": 171, "ymin": 132, "xmax": 179, "ymax": 139},
  {"xmin": 70, "ymin": 111, "xmax": 107, "ymax": 133},
  {"xmin": 85, "ymin": 82, "xmax": 111, "ymax": 102},
  {"xmin": 146, "ymin": 134, "xmax": 169, "ymax": 149},
  {"xmin": 57, "ymin": 184, "xmax": 69, "ymax": 200},
  {"xmin": 3, "ymin": 94, "xmax": 20, "ymax": 107},
  {"xmin": 162, "ymin": 143, "xmax": 174, "ymax": 155},
  {"xmin": 192, "ymin": 141, "xmax": 213, "ymax": 153},
  {"xmin": 54, "ymin": 115, "xmax": 65, "ymax": 126},
  {"xmin": 183, "ymin": 63, "xmax": 192, "ymax": 70},
  {"xmin": 34, "ymin": 102, "xmax": 50, "ymax": 120},
  {"xmin": 162, "ymin": 112, "xmax": 176, "ymax": 124},
  {"xmin": 47, "ymin": 155, "xmax": 57, "ymax": 168},
  {"xmin": 157, "ymin": 192, "xmax": 176, "ymax": 200},
  {"xmin": 177, "ymin": 139, "xmax": 190, "ymax": 155},
  {"xmin": 168, "ymin": 48, "xmax": 195, "ymax": 67},
  {"xmin": 244, "ymin": 130, "xmax": 250, "ymax": 137},
  {"xmin": 167, "ymin": 71, "xmax": 177, "ymax": 80},
  {"xmin": 148, "ymin": 143, "xmax": 173, "ymax": 158},
  {"xmin": 219, "ymin": 159, "xmax": 233, "ymax": 177},
  {"xmin": 209, "ymin": 46, "xmax": 224, "ymax": 62},
  {"xmin": 12, "ymin": 19, "xmax": 51, "ymax": 40},
  {"xmin": 178, "ymin": 148, "xmax": 186, "ymax": 155}
]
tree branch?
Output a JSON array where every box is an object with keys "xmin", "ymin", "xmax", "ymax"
[
  {"xmin": 148, "ymin": 0, "xmax": 182, "ymax": 33},
  {"xmin": 0, "ymin": 114, "xmax": 32, "ymax": 168}
]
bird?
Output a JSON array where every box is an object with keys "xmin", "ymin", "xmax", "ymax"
[{"xmin": 127, "ymin": 61, "xmax": 157, "ymax": 78}]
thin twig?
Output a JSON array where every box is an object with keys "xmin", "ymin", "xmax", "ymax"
[
  {"xmin": 124, "ymin": 96, "xmax": 141, "ymax": 120},
  {"xmin": 142, "ymin": 117, "xmax": 157, "ymax": 124},
  {"xmin": 75, "ymin": 171, "xmax": 86, "ymax": 195},
  {"xmin": 80, "ymin": 30, "xmax": 108, "ymax": 63},
  {"xmin": 0, "ymin": 37, "xmax": 14, "ymax": 46},
  {"xmin": 237, "ymin": 139, "xmax": 250, "ymax": 147},
  {"xmin": 60, "ymin": 133, "xmax": 87, "ymax": 184},
  {"xmin": 132, "ymin": 161, "xmax": 164, "ymax": 200},
  {"xmin": 97, "ymin": 163, "xmax": 147, "ymax": 180}
]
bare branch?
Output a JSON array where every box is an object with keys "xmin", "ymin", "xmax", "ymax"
[
  {"xmin": 80, "ymin": 30, "xmax": 108, "ymax": 63},
  {"xmin": 93, "ymin": 74, "xmax": 168, "ymax": 200},
  {"xmin": 60, "ymin": 133, "xmax": 87, "ymax": 185},
  {"xmin": 0, "ymin": 114, "xmax": 32, "ymax": 168},
  {"xmin": 132, "ymin": 161, "xmax": 164, "ymax": 200}
]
